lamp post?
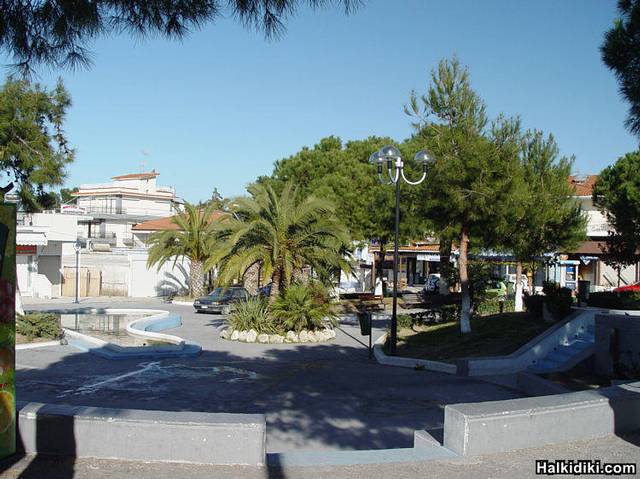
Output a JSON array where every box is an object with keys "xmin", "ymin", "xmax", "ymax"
[
  {"xmin": 74, "ymin": 240, "xmax": 81, "ymax": 304},
  {"xmin": 369, "ymin": 146, "xmax": 435, "ymax": 355}
]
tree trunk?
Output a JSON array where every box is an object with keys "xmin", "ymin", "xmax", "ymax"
[
  {"xmin": 439, "ymin": 240, "xmax": 452, "ymax": 295},
  {"xmin": 190, "ymin": 259, "xmax": 205, "ymax": 298},
  {"xmin": 378, "ymin": 242, "xmax": 387, "ymax": 295},
  {"xmin": 269, "ymin": 269, "xmax": 281, "ymax": 303},
  {"xmin": 459, "ymin": 227, "xmax": 472, "ymax": 334},
  {"xmin": 243, "ymin": 262, "xmax": 260, "ymax": 296},
  {"xmin": 514, "ymin": 261, "xmax": 524, "ymax": 312}
]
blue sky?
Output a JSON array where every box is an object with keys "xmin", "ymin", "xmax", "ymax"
[{"xmin": 7, "ymin": 0, "xmax": 638, "ymax": 202}]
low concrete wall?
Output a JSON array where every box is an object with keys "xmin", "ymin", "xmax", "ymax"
[
  {"xmin": 17, "ymin": 402, "xmax": 266, "ymax": 465},
  {"xmin": 457, "ymin": 308, "xmax": 603, "ymax": 376},
  {"xmin": 443, "ymin": 381, "xmax": 640, "ymax": 456}
]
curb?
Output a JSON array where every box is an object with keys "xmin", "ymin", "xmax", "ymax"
[{"xmin": 372, "ymin": 333, "xmax": 457, "ymax": 374}]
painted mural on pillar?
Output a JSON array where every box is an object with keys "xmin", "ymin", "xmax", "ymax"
[{"xmin": 0, "ymin": 204, "xmax": 16, "ymax": 457}]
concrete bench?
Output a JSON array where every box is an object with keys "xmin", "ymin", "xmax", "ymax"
[
  {"xmin": 17, "ymin": 402, "xmax": 266, "ymax": 465},
  {"xmin": 443, "ymin": 382, "xmax": 640, "ymax": 456}
]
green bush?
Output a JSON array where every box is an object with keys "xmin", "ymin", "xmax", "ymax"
[
  {"xmin": 397, "ymin": 314, "xmax": 415, "ymax": 329},
  {"xmin": 17, "ymin": 313, "xmax": 61, "ymax": 341},
  {"xmin": 440, "ymin": 304, "xmax": 460, "ymax": 323},
  {"xmin": 271, "ymin": 283, "xmax": 337, "ymax": 332},
  {"xmin": 524, "ymin": 294, "xmax": 545, "ymax": 316},
  {"xmin": 227, "ymin": 298, "xmax": 278, "ymax": 334},
  {"xmin": 542, "ymin": 282, "xmax": 574, "ymax": 320},
  {"xmin": 586, "ymin": 291, "xmax": 640, "ymax": 310},
  {"xmin": 475, "ymin": 298, "xmax": 515, "ymax": 316}
]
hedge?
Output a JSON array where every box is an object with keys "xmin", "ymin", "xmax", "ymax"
[
  {"xmin": 475, "ymin": 298, "xmax": 515, "ymax": 316},
  {"xmin": 586, "ymin": 291, "xmax": 640, "ymax": 310}
]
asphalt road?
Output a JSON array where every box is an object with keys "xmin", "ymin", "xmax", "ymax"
[{"xmin": 18, "ymin": 297, "xmax": 526, "ymax": 453}]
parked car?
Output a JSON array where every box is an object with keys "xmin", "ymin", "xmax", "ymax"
[
  {"xmin": 257, "ymin": 283, "xmax": 272, "ymax": 298},
  {"xmin": 193, "ymin": 287, "xmax": 249, "ymax": 314},
  {"xmin": 423, "ymin": 274, "xmax": 441, "ymax": 293},
  {"xmin": 613, "ymin": 282, "xmax": 640, "ymax": 293}
]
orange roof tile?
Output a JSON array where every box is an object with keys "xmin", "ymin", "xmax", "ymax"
[
  {"xmin": 112, "ymin": 171, "xmax": 160, "ymax": 181},
  {"xmin": 568, "ymin": 175, "xmax": 598, "ymax": 197}
]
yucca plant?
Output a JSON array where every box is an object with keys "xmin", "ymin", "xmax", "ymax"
[
  {"xmin": 227, "ymin": 297, "xmax": 278, "ymax": 334},
  {"xmin": 270, "ymin": 283, "xmax": 336, "ymax": 333}
]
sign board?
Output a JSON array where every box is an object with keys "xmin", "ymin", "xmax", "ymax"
[
  {"xmin": 16, "ymin": 245, "xmax": 36, "ymax": 255},
  {"xmin": 417, "ymin": 253, "xmax": 440, "ymax": 262},
  {"xmin": 0, "ymin": 204, "xmax": 16, "ymax": 457}
]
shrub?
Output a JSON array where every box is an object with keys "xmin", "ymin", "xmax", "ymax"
[
  {"xmin": 524, "ymin": 294, "xmax": 545, "ymax": 317},
  {"xmin": 542, "ymin": 282, "xmax": 574, "ymax": 320},
  {"xmin": 475, "ymin": 298, "xmax": 515, "ymax": 316},
  {"xmin": 397, "ymin": 314, "xmax": 415, "ymax": 329},
  {"xmin": 586, "ymin": 291, "xmax": 640, "ymax": 310},
  {"xmin": 440, "ymin": 304, "xmax": 460, "ymax": 323},
  {"xmin": 227, "ymin": 298, "xmax": 277, "ymax": 334},
  {"xmin": 17, "ymin": 313, "xmax": 61, "ymax": 341},
  {"xmin": 271, "ymin": 283, "xmax": 336, "ymax": 332}
]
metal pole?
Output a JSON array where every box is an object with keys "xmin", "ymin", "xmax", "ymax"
[
  {"xmin": 74, "ymin": 246, "xmax": 80, "ymax": 304},
  {"xmin": 390, "ymin": 175, "xmax": 401, "ymax": 355}
]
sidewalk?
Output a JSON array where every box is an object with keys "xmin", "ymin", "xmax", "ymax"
[{"xmin": 1, "ymin": 432, "xmax": 639, "ymax": 479}]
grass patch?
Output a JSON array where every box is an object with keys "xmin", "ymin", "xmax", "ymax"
[{"xmin": 391, "ymin": 312, "xmax": 550, "ymax": 362}]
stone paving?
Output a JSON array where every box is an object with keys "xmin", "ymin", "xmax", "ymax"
[{"xmin": 17, "ymin": 298, "xmax": 528, "ymax": 453}]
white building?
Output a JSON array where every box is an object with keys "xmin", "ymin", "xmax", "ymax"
[
  {"xmin": 16, "ymin": 213, "xmax": 79, "ymax": 298},
  {"xmin": 70, "ymin": 171, "xmax": 182, "ymax": 250}
]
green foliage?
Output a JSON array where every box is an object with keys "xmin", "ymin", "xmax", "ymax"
[
  {"xmin": 210, "ymin": 182, "xmax": 352, "ymax": 300},
  {"xmin": 542, "ymin": 282, "xmax": 574, "ymax": 321},
  {"xmin": 475, "ymin": 298, "xmax": 515, "ymax": 317},
  {"xmin": 1, "ymin": 1, "xmax": 358, "ymax": 74},
  {"xmin": 406, "ymin": 56, "xmax": 523, "ymax": 334},
  {"xmin": 0, "ymin": 78, "xmax": 74, "ymax": 211},
  {"xmin": 586, "ymin": 291, "xmax": 640, "ymax": 310},
  {"xmin": 602, "ymin": 0, "xmax": 640, "ymax": 137},
  {"xmin": 440, "ymin": 304, "xmax": 461, "ymax": 323},
  {"xmin": 146, "ymin": 201, "xmax": 220, "ymax": 297},
  {"xmin": 227, "ymin": 297, "xmax": 277, "ymax": 334},
  {"xmin": 263, "ymin": 136, "xmax": 429, "ymax": 244},
  {"xmin": 397, "ymin": 314, "xmax": 415, "ymax": 329},
  {"xmin": 592, "ymin": 151, "xmax": 640, "ymax": 279},
  {"xmin": 524, "ymin": 294, "xmax": 545, "ymax": 317},
  {"xmin": 504, "ymin": 131, "xmax": 586, "ymax": 264},
  {"xmin": 270, "ymin": 283, "xmax": 336, "ymax": 332},
  {"xmin": 16, "ymin": 313, "xmax": 61, "ymax": 341}
]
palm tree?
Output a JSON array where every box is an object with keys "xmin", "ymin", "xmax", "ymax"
[
  {"xmin": 209, "ymin": 182, "xmax": 352, "ymax": 301},
  {"xmin": 147, "ymin": 202, "xmax": 221, "ymax": 298}
]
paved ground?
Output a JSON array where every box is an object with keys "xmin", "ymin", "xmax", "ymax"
[
  {"xmin": 18, "ymin": 298, "xmax": 526, "ymax": 453},
  {"xmin": 2, "ymin": 433, "xmax": 640, "ymax": 479}
]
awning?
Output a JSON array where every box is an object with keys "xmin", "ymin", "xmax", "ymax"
[{"xmin": 16, "ymin": 231, "xmax": 47, "ymax": 246}]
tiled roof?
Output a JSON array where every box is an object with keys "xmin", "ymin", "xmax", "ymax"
[
  {"xmin": 369, "ymin": 243, "xmax": 440, "ymax": 253},
  {"xmin": 568, "ymin": 175, "xmax": 598, "ymax": 197},
  {"xmin": 112, "ymin": 171, "xmax": 160, "ymax": 181},
  {"xmin": 132, "ymin": 210, "xmax": 225, "ymax": 231}
]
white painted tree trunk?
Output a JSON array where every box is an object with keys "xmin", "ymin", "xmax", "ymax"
[
  {"xmin": 459, "ymin": 228, "xmax": 471, "ymax": 334},
  {"xmin": 15, "ymin": 284, "xmax": 24, "ymax": 316},
  {"xmin": 514, "ymin": 261, "xmax": 524, "ymax": 312}
]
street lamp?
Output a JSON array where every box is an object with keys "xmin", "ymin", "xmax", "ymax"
[
  {"xmin": 370, "ymin": 146, "xmax": 435, "ymax": 355},
  {"xmin": 74, "ymin": 240, "xmax": 81, "ymax": 304}
]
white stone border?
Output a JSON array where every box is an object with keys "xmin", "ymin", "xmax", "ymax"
[
  {"xmin": 171, "ymin": 301, "xmax": 194, "ymax": 306},
  {"xmin": 220, "ymin": 327, "xmax": 337, "ymax": 344},
  {"xmin": 373, "ymin": 332, "xmax": 458, "ymax": 374}
]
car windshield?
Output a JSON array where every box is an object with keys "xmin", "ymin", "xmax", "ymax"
[{"xmin": 207, "ymin": 288, "xmax": 233, "ymax": 300}]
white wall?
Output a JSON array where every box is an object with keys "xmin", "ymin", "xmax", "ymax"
[{"xmin": 61, "ymin": 251, "xmax": 190, "ymax": 297}]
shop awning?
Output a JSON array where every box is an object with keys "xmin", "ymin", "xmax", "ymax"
[{"xmin": 16, "ymin": 231, "xmax": 48, "ymax": 246}]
